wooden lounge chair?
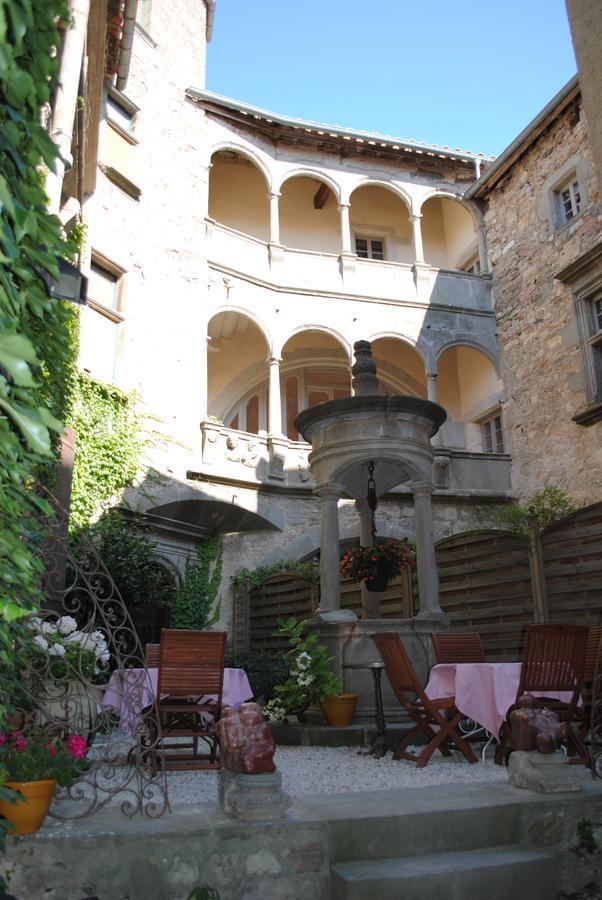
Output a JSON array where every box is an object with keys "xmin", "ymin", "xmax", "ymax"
[
  {"xmin": 373, "ymin": 632, "xmax": 478, "ymax": 768},
  {"xmin": 150, "ymin": 628, "xmax": 227, "ymax": 772},
  {"xmin": 495, "ymin": 623, "xmax": 588, "ymax": 765},
  {"xmin": 432, "ymin": 632, "xmax": 486, "ymax": 664},
  {"xmin": 144, "ymin": 643, "xmax": 160, "ymax": 667}
]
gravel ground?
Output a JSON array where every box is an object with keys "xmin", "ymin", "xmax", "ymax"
[{"xmin": 164, "ymin": 745, "xmax": 509, "ymax": 805}]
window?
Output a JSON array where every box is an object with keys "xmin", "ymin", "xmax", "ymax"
[
  {"xmin": 101, "ymin": 87, "xmax": 141, "ymax": 199},
  {"xmin": 556, "ymin": 177, "xmax": 581, "ymax": 225},
  {"xmin": 79, "ymin": 253, "xmax": 125, "ymax": 385},
  {"xmin": 585, "ymin": 292, "xmax": 602, "ymax": 400},
  {"xmin": 462, "ymin": 255, "xmax": 481, "ymax": 275},
  {"xmin": 480, "ymin": 411, "xmax": 504, "ymax": 454},
  {"xmin": 355, "ymin": 236, "xmax": 385, "ymax": 260},
  {"xmin": 136, "ymin": 0, "xmax": 152, "ymax": 31}
]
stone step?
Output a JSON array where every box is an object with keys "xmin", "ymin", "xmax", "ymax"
[
  {"xmin": 330, "ymin": 845, "xmax": 560, "ymax": 900},
  {"xmin": 327, "ymin": 792, "xmax": 524, "ymax": 862},
  {"xmin": 271, "ymin": 720, "xmax": 410, "ymax": 748}
]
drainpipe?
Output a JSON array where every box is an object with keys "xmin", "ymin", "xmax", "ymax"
[
  {"xmin": 116, "ymin": 0, "xmax": 137, "ymax": 92},
  {"xmin": 46, "ymin": 0, "xmax": 91, "ymax": 214}
]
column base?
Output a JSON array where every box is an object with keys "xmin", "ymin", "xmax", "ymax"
[{"xmin": 414, "ymin": 608, "xmax": 449, "ymax": 627}]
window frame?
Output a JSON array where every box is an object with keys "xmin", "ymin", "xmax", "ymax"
[
  {"xmin": 354, "ymin": 234, "xmax": 386, "ymax": 261},
  {"xmin": 84, "ymin": 251, "xmax": 126, "ymax": 385},
  {"xmin": 556, "ymin": 177, "xmax": 581, "ymax": 225},
  {"xmin": 478, "ymin": 408, "xmax": 505, "ymax": 454}
]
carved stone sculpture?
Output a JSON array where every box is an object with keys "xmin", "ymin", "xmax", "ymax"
[
  {"xmin": 508, "ymin": 694, "xmax": 568, "ymax": 753},
  {"xmin": 351, "ymin": 340, "xmax": 380, "ymax": 395},
  {"xmin": 216, "ymin": 702, "xmax": 276, "ymax": 774}
]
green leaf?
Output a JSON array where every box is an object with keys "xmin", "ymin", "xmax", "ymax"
[
  {"xmin": 0, "ymin": 332, "xmax": 38, "ymax": 385},
  {"xmin": 0, "ymin": 396, "xmax": 53, "ymax": 454}
]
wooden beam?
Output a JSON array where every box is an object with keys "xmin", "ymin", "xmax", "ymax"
[{"xmin": 313, "ymin": 183, "xmax": 330, "ymax": 209}]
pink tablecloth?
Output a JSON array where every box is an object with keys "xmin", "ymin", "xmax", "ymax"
[
  {"xmin": 424, "ymin": 662, "xmax": 576, "ymax": 740},
  {"xmin": 102, "ymin": 667, "xmax": 253, "ymax": 735}
]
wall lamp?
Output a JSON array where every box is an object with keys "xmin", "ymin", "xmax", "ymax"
[{"xmin": 37, "ymin": 255, "xmax": 88, "ymax": 306}]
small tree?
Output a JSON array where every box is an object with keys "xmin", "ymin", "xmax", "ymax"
[
  {"xmin": 496, "ymin": 485, "xmax": 576, "ymax": 537},
  {"xmin": 171, "ymin": 533, "xmax": 222, "ymax": 630}
]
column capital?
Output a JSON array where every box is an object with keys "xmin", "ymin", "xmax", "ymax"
[
  {"xmin": 411, "ymin": 480, "xmax": 434, "ymax": 498},
  {"xmin": 266, "ymin": 355, "xmax": 282, "ymax": 366},
  {"xmin": 268, "ymin": 191, "xmax": 281, "ymax": 201},
  {"xmin": 409, "ymin": 212, "xmax": 423, "ymax": 222},
  {"xmin": 338, "ymin": 201, "xmax": 351, "ymax": 211},
  {"xmin": 313, "ymin": 483, "xmax": 345, "ymax": 500},
  {"xmin": 426, "ymin": 371, "xmax": 437, "ymax": 380}
]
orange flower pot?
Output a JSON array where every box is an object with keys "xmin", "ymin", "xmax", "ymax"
[
  {"xmin": 320, "ymin": 693, "xmax": 359, "ymax": 727},
  {"xmin": 0, "ymin": 779, "xmax": 56, "ymax": 835}
]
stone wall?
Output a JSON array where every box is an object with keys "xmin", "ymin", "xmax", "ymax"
[{"xmin": 483, "ymin": 96, "xmax": 602, "ymax": 503}]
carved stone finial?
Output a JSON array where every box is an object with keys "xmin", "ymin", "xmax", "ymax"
[{"xmin": 351, "ymin": 340, "xmax": 380, "ymax": 395}]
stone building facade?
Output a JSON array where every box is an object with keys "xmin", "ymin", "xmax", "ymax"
[
  {"xmin": 56, "ymin": 2, "xmax": 600, "ymax": 634},
  {"xmin": 467, "ymin": 78, "xmax": 602, "ymax": 504}
]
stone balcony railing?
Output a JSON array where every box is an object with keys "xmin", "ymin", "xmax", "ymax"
[
  {"xmin": 198, "ymin": 422, "xmax": 512, "ymax": 498},
  {"xmin": 205, "ymin": 220, "xmax": 492, "ymax": 310}
]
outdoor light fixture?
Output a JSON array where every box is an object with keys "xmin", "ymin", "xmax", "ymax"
[{"xmin": 37, "ymin": 252, "xmax": 88, "ymax": 306}]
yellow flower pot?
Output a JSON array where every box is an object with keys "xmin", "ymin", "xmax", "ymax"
[
  {"xmin": 320, "ymin": 693, "xmax": 359, "ymax": 727},
  {"xmin": 0, "ymin": 779, "xmax": 56, "ymax": 835}
]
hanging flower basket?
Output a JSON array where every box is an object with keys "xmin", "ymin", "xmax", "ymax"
[{"xmin": 340, "ymin": 539, "xmax": 416, "ymax": 591}]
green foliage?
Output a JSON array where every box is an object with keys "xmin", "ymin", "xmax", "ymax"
[
  {"xmin": 270, "ymin": 617, "xmax": 342, "ymax": 715},
  {"xmin": 0, "ymin": 0, "xmax": 77, "ymax": 759},
  {"xmin": 0, "ymin": 731, "xmax": 90, "ymax": 787},
  {"xmin": 496, "ymin": 485, "xmax": 577, "ymax": 537},
  {"xmin": 225, "ymin": 649, "xmax": 293, "ymax": 702},
  {"xmin": 232, "ymin": 558, "xmax": 318, "ymax": 589},
  {"xmin": 171, "ymin": 533, "xmax": 222, "ymax": 630},
  {"xmin": 69, "ymin": 374, "xmax": 146, "ymax": 529},
  {"xmin": 186, "ymin": 887, "xmax": 220, "ymax": 900},
  {"xmin": 86, "ymin": 508, "xmax": 168, "ymax": 609},
  {"xmin": 339, "ymin": 539, "xmax": 416, "ymax": 584}
]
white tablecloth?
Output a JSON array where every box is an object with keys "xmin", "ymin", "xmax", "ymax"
[{"xmin": 102, "ymin": 667, "xmax": 253, "ymax": 735}]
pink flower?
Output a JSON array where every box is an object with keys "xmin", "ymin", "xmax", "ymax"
[
  {"xmin": 67, "ymin": 734, "xmax": 87, "ymax": 760},
  {"xmin": 0, "ymin": 734, "xmax": 6, "ymax": 746},
  {"xmin": 45, "ymin": 743, "xmax": 59, "ymax": 757},
  {"xmin": 9, "ymin": 731, "xmax": 27, "ymax": 752}
]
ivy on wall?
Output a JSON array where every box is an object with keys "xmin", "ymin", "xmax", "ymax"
[
  {"xmin": 172, "ymin": 533, "xmax": 223, "ymax": 630},
  {"xmin": 0, "ymin": 0, "xmax": 75, "ymax": 701},
  {"xmin": 231, "ymin": 559, "xmax": 319, "ymax": 590},
  {"xmin": 69, "ymin": 373, "xmax": 146, "ymax": 530}
]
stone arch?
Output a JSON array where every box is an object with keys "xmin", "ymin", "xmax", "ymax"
[
  {"xmin": 369, "ymin": 335, "xmax": 428, "ymax": 398},
  {"xmin": 278, "ymin": 324, "xmax": 352, "ymax": 361},
  {"xmin": 436, "ymin": 343, "xmax": 504, "ymax": 452},
  {"xmin": 417, "ymin": 188, "xmax": 480, "ymax": 229},
  {"xmin": 278, "ymin": 173, "xmax": 341, "ymax": 253},
  {"xmin": 209, "ymin": 142, "xmax": 273, "ymax": 190},
  {"xmin": 332, "ymin": 454, "xmax": 427, "ymax": 497},
  {"xmin": 435, "ymin": 338, "xmax": 499, "ymax": 374},
  {"xmin": 276, "ymin": 168, "xmax": 342, "ymax": 203},
  {"xmin": 348, "ymin": 179, "xmax": 412, "ymax": 212},
  {"xmin": 208, "ymin": 146, "xmax": 271, "ymax": 241},
  {"xmin": 419, "ymin": 192, "xmax": 479, "ymax": 271}
]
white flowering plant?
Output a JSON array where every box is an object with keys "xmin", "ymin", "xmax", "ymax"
[
  {"xmin": 266, "ymin": 618, "xmax": 342, "ymax": 721},
  {"xmin": 27, "ymin": 616, "xmax": 111, "ymax": 684}
]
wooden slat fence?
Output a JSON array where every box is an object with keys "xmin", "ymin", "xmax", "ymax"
[{"xmin": 233, "ymin": 503, "xmax": 602, "ymax": 659}]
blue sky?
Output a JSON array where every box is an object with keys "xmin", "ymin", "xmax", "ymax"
[{"xmin": 205, "ymin": 1, "xmax": 577, "ymax": 157}]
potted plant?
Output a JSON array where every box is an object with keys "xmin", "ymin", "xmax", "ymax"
[
  {"xmin": 0, "ymin": 731, "xmax": 89, "ymax": 834},
  {"xmin": 263, "ymin": 618, "xmax": 358, "ymax": 727},
  {"xmin": 340, "ymin": 538, "xmax": 416, "ymax": 592}
]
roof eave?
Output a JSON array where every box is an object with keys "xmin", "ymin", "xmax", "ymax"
[
  {"xmin": 186, "ymin": 87, "xmax": 493, "ymax": 165},
  {"xmin": 465, "ymin": 75, "xmax": 580, "ymax": 200}
]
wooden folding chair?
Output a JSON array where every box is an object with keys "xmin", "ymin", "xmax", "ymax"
[
  {"xmin": 373, "ymin": 632, "xmax": 478, "ymax": 767},
  {"xmin": 432, "ymin": 632, "xmax": 486, "ymax": 664},
  {"xmin": 150, "ymin": 628, "xmax": 227, "ymax": 772},
  {"xmin": 569, "ymin": 625, "xmax": 602, "ymax": 765},
  {"xmin": 495, "ymin": 623, "xmax": 588, "ymax": 765},
  {"xmin": 145, "ymin": 643, "xmax": 160, "ymax": 667}
]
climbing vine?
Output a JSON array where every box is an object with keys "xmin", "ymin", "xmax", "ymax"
[
  {"xmin": 0, "ymin": 0, "xmax": 76, "ymax": 746},
  {"xmin": 172, "ymin": 533, "xmax": 223, "ymax": 630},
  {"xmin": 68, "ymin": 373, "xmax": 147, "ymax": 530},
  {"xmin": 495, "ymin": 485, "xmax": 577, "ymax": 537},
  {"xmin": 232, "ymin": 559, "xmax": 319, "ymax": 589}
]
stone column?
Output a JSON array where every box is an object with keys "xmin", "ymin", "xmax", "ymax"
[
  {"xmin": 426, "ymin": 372, "xmax": 443, "ymax": 448},
  {"xmin": 356, "ymin": 499, "xmax": 380, "ymax": 619},
  {"xmin": 339, "ymin": 203, "xmax": 352, "ymax": 254},
  {"xmin": 411, "ymin": 480, "xmax": 446, "ymax": 622},
  {"xmin": 269, "ymin": 192, "xmax": 281, "ymax": 245},
  {"xmin": 477, "ymin": 217, "xmax": 489, "ymax": 274},
  {"xmin": 315, "ymin": 484, "xmax": 343, "ymax": 612},
  {"xmin": 410, "ymin": 214, "xmax": 425, "ymax": 264},
  {"xmin": 267, "ymin": 356, "xmax": 283, "ymax": 437},
  {"xmin": 197, "ymin": 335, "xmax": 210, "ymax": 424}
]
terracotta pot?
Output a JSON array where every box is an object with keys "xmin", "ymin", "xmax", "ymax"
[
  {"xmin": 0, "ymin": 779, "xmax": 56, "ymax": 835},
  {"xmin": 320, "ymin": 693, "xmax": 359, "ymax": 727}
]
